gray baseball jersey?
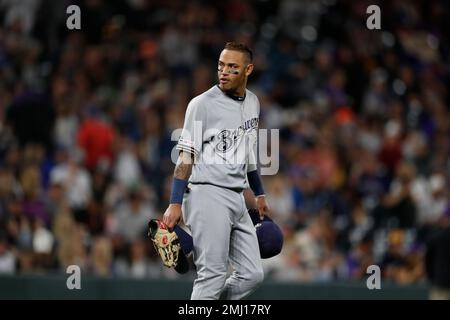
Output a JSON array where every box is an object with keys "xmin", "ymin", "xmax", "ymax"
[{"xmin": 176, "ymin": 85, "xmax": 260, "ymax": 190}]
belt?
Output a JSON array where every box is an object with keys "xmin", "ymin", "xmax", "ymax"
[{"xmin": 187, "ymin": 182, "xmax": 243, "ymax": 193}]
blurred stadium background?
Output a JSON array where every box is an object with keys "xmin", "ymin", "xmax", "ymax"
[{"xmin": 0, "ymin": 0, "xmax": 449, "ymax": 299}]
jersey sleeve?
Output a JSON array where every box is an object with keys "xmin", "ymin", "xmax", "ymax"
[{"xmin": 176, "ymin": 98, "xmax": 206, "ymax": 158}]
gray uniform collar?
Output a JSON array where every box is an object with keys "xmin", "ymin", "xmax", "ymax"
[{"xmin": 215, "ymin": 85, "xmax": 246, "ymax": 101}]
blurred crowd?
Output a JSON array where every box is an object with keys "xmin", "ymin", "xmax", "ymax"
[{"xmin": 0, "ymin": 0, "xmax": 449, "ymax": 285}]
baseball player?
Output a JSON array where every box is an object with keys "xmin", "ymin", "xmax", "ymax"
[{"xmin": 163, "ymin": 42, "xmax": 270, "ymax": 300}]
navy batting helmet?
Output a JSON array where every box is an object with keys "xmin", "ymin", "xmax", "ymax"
[{"xmin": 247, "ymin": 208, "xmax": 284, "ymax": 259}]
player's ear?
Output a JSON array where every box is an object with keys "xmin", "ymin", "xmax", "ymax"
[{"xmin": 245, "ymin": 63, "xmax": 254, "ymax": 77}]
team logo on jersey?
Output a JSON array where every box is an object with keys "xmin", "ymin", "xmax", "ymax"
[
  {"xmin": 215, "ymin": 129, "xmax": 241, "ymax": 152},
  {"xmin": 214, "ymin": 117, "xmax": 259, "ymax": 153}
]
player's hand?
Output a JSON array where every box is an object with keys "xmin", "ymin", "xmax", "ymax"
[
  {"xmin": 255, "ymin": 195, "xmax": 270, "ymax": 220},
  {"xmin": 163, "ymin": 204, "xmax": 182, "ymax": 229}
]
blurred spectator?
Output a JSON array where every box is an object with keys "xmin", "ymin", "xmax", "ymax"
[
  {"xmin": 425, "ymin": 208, "xmax": 450, "ymax": 300},
  {"xmin": 77, "ymin": 109, "xmax": 115, "ymax": 171},
  {"xmin": 288, "ymin": 212, "xmax": 341, "ymax": 282},
  {"xmin": 89, "ymin": 236, "xmax": 112, "ymax": 277},
  {"xmin": 1, "ymin": 0, "xmax": 41, "ymax": 35},
  {"xmin": 111, "ymin": 186, "xmax": 156, "ymax": 243},
  {"xmin": 5, "ymin": 91, "xmax": 54, "ymax": 153},
  {"xmin": 53, "ymin": 103, "xmax": 79, "ymax": 152},
  {"xmin": 264, "ymin": 174, "xmax": 295, "ymax": 225},
  {"xmin": 344, "ymin": 232, "xmax": 375, "ymax": 280},
  {"xmin": 380, "ymin": 229, "xmax": 424, "ymax": 284},
  {"xmin": 55, "ymin": 217, "xmax": 87, "ymax": 272},
  {"xmin": 50, "ymin": 148, "xmax": 92, "ymax": 224},
  {"xmin": 373, "ymin": 162, "xmax": 417, "ymax": 229},
  {"xmin": 0, "ymin": 231, "xmax": 16, "ymax": 274},
  {"xmin": 129, "ymin": 239, "xmax": 148, "ymax": 278},
  {"xmin": 20, "ymin": 164, "xmax": 50, "ymax": 227},
  {"xmin": 114, "ymin": 136, "xmax": 142, "ymax": 188},
  {"xmin": 32, "ymin": 217, "xmax": 54, "ymax": 270},
  {"xmin": 417, "ymin": 174, "xmax": 448, "ymax": 226},
  {"xmin": 128, "ymin": 239, "xmax": 163, "ymax": 279}
]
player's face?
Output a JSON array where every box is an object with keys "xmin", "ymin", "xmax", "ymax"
[{"xmin": 217, "ymin": 49, "xmax": 253, "ymax": 95}]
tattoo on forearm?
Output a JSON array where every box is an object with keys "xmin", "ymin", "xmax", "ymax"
[
  {"xmin": 174, "ymin": 162, "xmax": 192, "ymax": 180},
  {"xmin": 174, "ymin": 152, "xmax": 193, "ymax": 180}
]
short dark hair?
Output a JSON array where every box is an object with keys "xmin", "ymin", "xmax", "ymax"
[{"xmin": 223, "ymin": 42, "xmax": 253, "ymax": 63}]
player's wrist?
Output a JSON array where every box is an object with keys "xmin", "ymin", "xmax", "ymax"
[
  {"xmin": 247, "ymin": 170, "xmax": 265, "ymax": 197},
  {"xmin": 170, "ymin": 177, "xmax": 188, "ymax": 204}
]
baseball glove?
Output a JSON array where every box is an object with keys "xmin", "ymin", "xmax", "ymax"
[{"xmin": 147, "ymin": 219, "xmax": 189, "ymax": 274}]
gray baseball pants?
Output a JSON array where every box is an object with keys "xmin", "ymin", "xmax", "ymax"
[{"xmin": 182, "ymin": 183, "xmax": 264, "ymax": 300}]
